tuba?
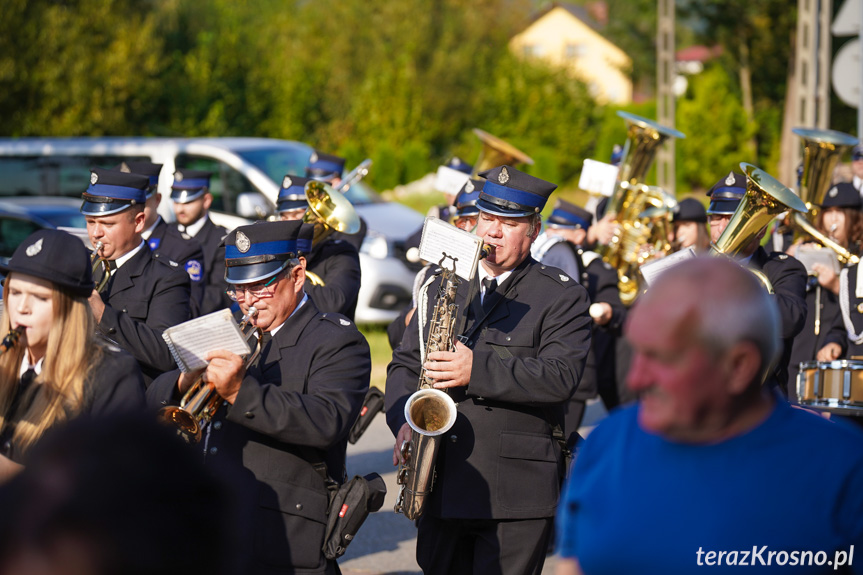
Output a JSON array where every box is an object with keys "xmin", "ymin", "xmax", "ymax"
[
  {"xmin": 471, "ymin": 128, "xmax": 534, "ymax": 176},
  {"xmin": 394, "ymin": 253, "xmax": 464, "ymax": 520},
  {"xmin": 597, "ymin": 112, "xmax": 685, "ymax": 304},
  {"xmin": 158, "ymin": 307, "xmax": 263, "ymax": 444},
  {"xmin": 303, "ymin": 180, "xmax": 361, "ymax": 248},
  {"xmin": 791, "ymin": 128, "xmax": 859, "ymax": 265},
  {"xmin": 710, "ymin": 163, "xmax": 809, "ymax": 292}
]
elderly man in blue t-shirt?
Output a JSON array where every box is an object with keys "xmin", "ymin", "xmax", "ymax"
[{"xmin": 556, "ymin": 256, "xmax": 863, "ymax": 575}]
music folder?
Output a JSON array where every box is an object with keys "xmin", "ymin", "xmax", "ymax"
[{"xmin": 161, "ymin": 309, "xmax": 251, "ymax": 373}]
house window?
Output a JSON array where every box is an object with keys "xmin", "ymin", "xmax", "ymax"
[
  {"xmin": 523, "ymin": 44, "xmax": 545, "ymax": 58},
  {"xmin": 565, "ymin": 43, "xmax": 587, "ymax": 59}
]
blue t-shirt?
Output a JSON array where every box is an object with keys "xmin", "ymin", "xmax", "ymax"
[{"xmin": 557, "ymin": 401, "xmax": 863, "ymax": 574}]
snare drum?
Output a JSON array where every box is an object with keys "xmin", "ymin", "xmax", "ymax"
[{"xmin": 797, "ymin": 360, "xmax": 863, "ymax": 416}]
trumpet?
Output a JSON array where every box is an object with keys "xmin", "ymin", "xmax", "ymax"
[
  {"xmin": 92, "ymin": 241, "xmax": 111, "ymax": 293},
  {"xmin": 158, "ymin": 307, "xmax": 263, "ymax": 444}
]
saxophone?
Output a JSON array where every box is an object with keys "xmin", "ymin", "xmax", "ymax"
[{"xmin": 394, "ymin": 255, "xmax": 462, "ymax": 520}]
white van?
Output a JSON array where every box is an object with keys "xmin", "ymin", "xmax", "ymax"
[{"xmin": 0, "ymin": 137, "xmax": 424, "ymax": 324}]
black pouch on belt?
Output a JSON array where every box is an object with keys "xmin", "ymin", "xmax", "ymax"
[{"xmin": 322, "ymin": 472, "xmax": 387, "ymax": 560}]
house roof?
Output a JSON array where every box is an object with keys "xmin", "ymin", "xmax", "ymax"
[
  {"xmin": 531, "ymin": 2, "xmax": 603, "ymax": 33},
  {"xmin": 676, "ymin": 45, "xmax": 723, "ymax": 63}
]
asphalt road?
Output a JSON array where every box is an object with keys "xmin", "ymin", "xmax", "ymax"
[{"xmin": 337, "ymin": 400, "xmax": 608, "ymax": 575}]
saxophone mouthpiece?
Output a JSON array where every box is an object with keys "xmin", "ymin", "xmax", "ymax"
[{"xmin": 480, "ymin": 244, "xmax": 494, "ymax": 259}]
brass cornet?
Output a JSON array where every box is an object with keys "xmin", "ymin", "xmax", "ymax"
[{"xmin": 158, "ymin": 307, "xmax": 263, "ymax": 444}]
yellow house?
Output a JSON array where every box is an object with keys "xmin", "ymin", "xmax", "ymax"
[{"xmin": 509, "ymin": 2, "xmax": 632, "ymax": 105}]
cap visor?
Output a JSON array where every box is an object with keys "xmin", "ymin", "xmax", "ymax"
[
  {"xmin": 170, "ymin": 189, "xmax": 206, "ymax": 204},
  {"xmin": 225, "ymin": 260, "xmax": 288, "ymax": 284},
  {"xmin": 706, "ymin": 199, "xmax": 740, "ymax": 216},
  {"xmin": 80, "ymin": 200, "xmax": 134, "ymax": 216},
  {"xmin": 476, "ymin": 198, "xmax": 533, "ymax": 218}
]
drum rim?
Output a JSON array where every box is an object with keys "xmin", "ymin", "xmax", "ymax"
[{"xmin": 799, "ymin": 359, "xmax": 863, "ymax": 370}]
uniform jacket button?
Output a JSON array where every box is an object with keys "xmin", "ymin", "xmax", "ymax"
[
  {"xmin": 209, "ymin": 447, "xmax": 218, "ymax": 455},
  {"xmin": 296, "ymin": 503, "xmax": 303, "ymax": 511},
  {"xmin": 121, "ymin": 308, "xmax": 127, "ymax": 313},
  {"xmin": 449, "ymin": 434, "xmax": 458, "ymax": 443},
  {"xmin": 505, "ymin": 336, "xmax": 511, "ymax": 341},
  {"xmin": 107, "ymin": 328, "xmax": 116, "ymax": 334},
  {"xmin": 245, "ymin": 411, "xmax": 254, "ymax": 419},
  {"xmin": 213, "ymin": 421, "xmax": 222, "ymax": 430}
]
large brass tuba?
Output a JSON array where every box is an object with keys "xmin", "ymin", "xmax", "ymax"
[
  {"xmin": 158, "ymin": 307, "xmax": 263, "ymax": 444},
  {"xmin": 791, "ymin": 128, "xmax": 859, "ymax": 265},
  {"xmin": 394, "ymin": 254, "xmax": 461, "ymax": 520},
  {"xmin": 471, "ymin": 128, "xmax": 534, "ymax": 176},
  {"xmin": 303, "ymin": 180, "xmax": 361, "ymax": 248},
  {"xmin": 710, "ymin": 163, "xmax": 809, "ymax": 291},
  {"xmin": 597, "ymin": 112, "xmax": 685, "ymax": 304}
]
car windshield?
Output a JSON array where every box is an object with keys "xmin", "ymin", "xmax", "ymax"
[{"xmin": 237, "ymin": 147, "xmax": 381, "ymax": 206}]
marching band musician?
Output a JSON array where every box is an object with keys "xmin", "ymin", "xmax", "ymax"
[
  {"xmin": 670, "ymin": 197, "xmax": 710, "ymax": 253},
  {"xmin": 0, "ymin": 229, "xmax": 145, "ymax": 482},
  {"xmin": 81, "ymin": 168, "xmax": 191, "ymax": 384},
  {"xmin": 789, "ymin": 182, "xmax": 863, "ymax": 387},
  {"xmin": 531, "ymin": 199, "xmax": 624, "ymax": 444},
  {"xmin": 118, "ymin": 161, "xmax": 207, "ymax": 315},
  {"xmin": 277, "ymin": 174, "xmax": 362, "ymax": 321},
  {"xmin": 386, "ymin": 178, "xmax": 483, "ymax": 352},
  {"xmin": 386, "ymin": 165, "xmax": 592, "ymax": 575},
  {"xmin": 170, "ymin": 169, "xmax": 232, "ymax": 315},
  {"xmin": 306, "ymin": 150, "xmax": 368, "ymax": 251},
  {"xmin": 705, "ymin": 171, "xmax": 807, "ymax": 396},
  {"xmin": 428, "ymin": 157, "xmax": 473, "ymax": 223},
  {"xmin": 147, "ymin": 220, "xmax": 370, "ymax": 574}
]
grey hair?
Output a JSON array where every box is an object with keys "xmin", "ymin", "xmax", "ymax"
[
  {"xmin": 526, "ymin": 213, "xmax": 543, "ymax": 237},
  {"xmin": 654, "ymin": 257, "xmax": 781, "ymax": 384}
]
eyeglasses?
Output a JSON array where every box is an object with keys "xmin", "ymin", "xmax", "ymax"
[{"xmin": 225, "ymin": 272, "xmax": 282, "ymax": 302}]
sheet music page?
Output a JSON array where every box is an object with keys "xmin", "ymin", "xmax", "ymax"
[
  {"xmin": 579, "ymin": 159, "xmax": 620, "ymax": 197},
  {"xmin": 162, "ymin": 308, "xmax": 251, "ymax": 373},
  {"xmin": 639, "ymin": 247, "xmax": 697, "ymax": 286},
  {"xmin": 418, "ymin": 217, "xmax": 483, "ymax": 281}
]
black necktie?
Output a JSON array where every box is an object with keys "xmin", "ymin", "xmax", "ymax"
[
  {"xmin": 20, "ymin": 368, "xmax": 36, "ymax": 391},
  {"xmin": 100, "ymin": 260, "xmax": 118, "ymax": 301},
  {"xmin": 482, "ymin": 277, "xmax": 497, "ymax": 313}
]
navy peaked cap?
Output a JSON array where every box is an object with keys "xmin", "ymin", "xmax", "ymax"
[
  {"xmin": 81, "ymin": 167, "xmax": 148, "ymax": 216},
  {"xmin": 547, "ymin": 199, "xmax": 592, "ymax": 229},
  {"xmin": 224, "ymin": 220, "xmax": 302, "ymax": 284},
  {"xmin": 477, "ymin": 165, "xmax": 557, "ymax": 217}
]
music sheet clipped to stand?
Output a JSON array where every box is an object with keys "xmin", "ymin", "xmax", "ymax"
[
  {"xmin": 418, "ymin": 217, "xmax": 483, "ymax": 281},
  {"xmin": 161, "ymin": 308, "xmax": 251, "ymax": 373}
]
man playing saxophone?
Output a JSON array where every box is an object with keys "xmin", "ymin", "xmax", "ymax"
[{"xmin": 386, "ymin": 165, "xmax": 592, "ymax": 575}]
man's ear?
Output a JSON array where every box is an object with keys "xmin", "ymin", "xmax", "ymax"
[
  {"xmin": 724, "ymin": 341, "xmax": 763, "ymax": 395},
  {"xmin": 133, "ymin": 209, "xmax": 147, "ymax": 233},
  {"xmin": 291, "ymin": 263, "xmax": 306, "ymax": 290},
  {"xmin": 203, "ymin": 192, "xmax": 213, "ymax": 211}
]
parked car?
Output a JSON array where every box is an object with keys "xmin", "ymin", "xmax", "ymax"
[{"xmin": 0, "ymin": 138, "xmax": 424, "ymax": 323}]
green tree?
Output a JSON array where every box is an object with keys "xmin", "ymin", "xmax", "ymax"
[{"xmin": 676, "ymin": 64, "xmax": 756, "ymax": 191}]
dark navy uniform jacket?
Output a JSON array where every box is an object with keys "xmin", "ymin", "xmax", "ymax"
[
  {"xmin": 0, "ymin": 345, "xmax": 145, "ymax": 464},
  {"xmin": 175, "ymin": 217, "xmax": 231, "ymax": 316},
  {"xmin": 542, "ymin": 240, "xmax": 624, "ymax": 445},
  {"xmin": 750, "ymin": 246, "xmax": 808, "ymax": 394},
  {"xmin": 386, "ymin": 257, "xmax": 592, "ymax": 520},
  {"xmin": 305, "ymin": 238, "xmax": 361, "ymax": 321},
  {"xmin": 98, "ymin": 246, "xmax": 191, "ymax": 384},
  {"xmin": 787, "ymin": 279, "xmax": 841, "ymax": 389},
  {"xmin": 148, "ymin": 298, "xmax": 369, "ymax": 574},
  {"xmin": 147, "ymin": 218, "xmax": 206, "ymax": 316}
]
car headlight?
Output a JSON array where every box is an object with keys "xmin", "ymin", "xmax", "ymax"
[{"xmin": 360, "ymin": 230, "xmax": 390, "ymax": 259}]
